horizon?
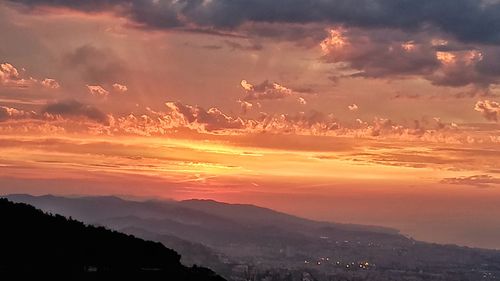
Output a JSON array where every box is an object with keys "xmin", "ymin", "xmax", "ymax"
[{"xmin": 1, "ymin": 0, "xmax": 500, "ymax": 255}]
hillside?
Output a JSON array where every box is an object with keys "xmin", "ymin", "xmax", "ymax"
[{"xmin": 0, "ymin": 198, "xmax": 226, "ymax": 281}]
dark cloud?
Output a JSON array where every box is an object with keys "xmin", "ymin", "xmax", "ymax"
[
  {"xmin": 10, "ymin": 0, "xmax": 500, "ymax": 91},
  {"xmin": 241, "ymin": 80, "xmax": 293, "ymax": 101},
  {"xmin": 321, "ymin": 27, "xmax": 500, "ymax": 90},
  {"xmin": 201, "ymin": 44, "xmax": 223, "ymax": 50},
  {"xmin": 224, "ymin": 40, "xmax": 263, "ymax": 51},
  {"xmin": 322, "ymin": 28, "xmax": 440, "ymax": 79},
  {"xmin": 240, "ymin": 79, "xmax": 310, "ymax": 105},
  {"xmin": 42, "ymin": 100, "xmax": 110, "ymax": 125},
  {"xmin": 8, "ymin": 0, "xmax": 500, "ymax": 45},
  {"xmin": 63, "ymin": 45, "xmax": 126, "ymax": 84}
]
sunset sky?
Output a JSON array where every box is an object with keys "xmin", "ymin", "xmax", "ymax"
[{"xmin": 0, "ymin": 0, "xmax": 499, "ymax": 249}]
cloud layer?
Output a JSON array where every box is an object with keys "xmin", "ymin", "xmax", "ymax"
[
  {"xmin": 9, "ymin": 0, "xmax": 500, "ymax": 45},
  {"xmin": 0, "ymin": 100, "xmax": 498, "ymax": 145},
  {"xmin": 9, "ymin": 1, "xmax": 500, "ymax": 93}
]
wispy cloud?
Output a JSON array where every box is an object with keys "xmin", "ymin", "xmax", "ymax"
[{"xmin": 441, "ymin": 175, "xmax": 500, "ymax": 188}]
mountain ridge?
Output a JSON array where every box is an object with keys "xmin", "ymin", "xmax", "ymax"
[{"xmin": 6, "ymin": 193, "xmax": 399, "ymax": 235}]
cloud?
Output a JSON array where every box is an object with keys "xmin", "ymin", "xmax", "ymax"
[
  {"xmin": 42, "ymin": 100, "xmax": 110, "ymax": 125},
  {"xmin": 112, "ymin": 83, "xmax": 128, "ymax": 93},
  {"xmin": 240, "ymin": 80, "xmax": 254, "ymax": 91},
  {"xmin": 10, "ymin": 0, "xmax": 500, "ymax": 46},
  {"xmin": 474, "ymin": 100, "xmax": 500, "ymax": 122},
  {"xmin": 165, "ymin": 101, "xmax": 246, "ymax": 132},
  {"xmin": 64, "ymin": 45, "xmax": 126, "ymax": 84},
  {"xmin": 348, "ymin": 104, "xmax": 359, "ymax": 111},
  {"xmin": 0, "ymin": 100, "xmax": 498, "ymax": 145},
  {"xmin": 90, "ymin": 103, "xmax": 500, "ymax": 143},
  {"xmin": 87, "ymin": 83, "xmax": 126, "ymax": 96},
  {"xmin": 320, "ymin": 27, "xmax": 500, "ymax": 90},
  {"xmin": 41, "ymin": 78, "xmax": 60, "ymax": 89},
  {"xmin": 0, "ymin": 63, "xmax": 35, "ymax": 88},
  {"xmin": 0, "ymin": 63, "xmax": 20, "ymax": 83},
  {"xmin": 321, "ymin": 27, "xmax": 441, "ymax": 79},
  {"xmin": 86, "ymin": 85, "xmax": 109, "ymax": 97},
  {"xmin": 0, "ymin": 106, "xmax": 35, "ymax": 121},
  {"xmin": 240, "ymin": 79, "xmax": 309, "ymax": 104},
  {"xmin": 255, "ymin": 110, "xmax": 340, "ymax": 134},
  {"xmin": 224, "ymin": 40, "xmax": 263, "ymax": 51},
  {"xmin": 11, "ymin": 0, "xmax": 500, "ymax": 92},
  {"xmin": 0, "ymin": 63, "xmax": 61, "ymax": 90},
  {"xmin": 121, "ymin": 103, "xmax": 471, "ymax": 141},
  {"xmin": 200, "ymin": 44, "xmax": 223, "ymax": 50},
  {"xmin": 441, "ymin": 175, "xmax": 500, "ymax": 188},
  {"xmin": 237, "ymin": 100, "xmax": 253, "ymax": 114}
]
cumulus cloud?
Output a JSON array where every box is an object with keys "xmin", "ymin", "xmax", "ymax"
[
  {"xmin": 321, "ymin": 27, "xmax": 441, "ymax": 79},
  {"xmin": 237, "ymin": 100, "xmax": 253, "ymax": 114},
  {"xmin": 441, "ymin": 175, "xmax": 500, "ymax": 188},
  {"xmin": 240, "ymin": 80, "xmax": 254, "ymax": 91},
  {"xmin": 0, "ymin": 100, "xmax": 498, "ymax": 144},
  {"xmin": 120, "ymin": 103, "xmax": 494, "ymax": 143},
  {"xmin": 0, "ymin": 106, "xmax": 35, "ymax": 121},
  {"xmin": 165, "ymin": 102, "xmax": 245, "ymax": 132},
  {"xmin": 87, "ymin": 83, "xmax": 127, "ymax": 96},
  {"xmin": 474, "ymin": 100, "xmax": 500, "ymax": 122},
  {"xmin": 41, "ymin": 78, "xmax": 60, "ymax": 89},
  {"xmin": 86, "ymin": 85, "xmax": 109, "ymax": 97},
  {"xmin": 348, "ymin": 104, "xmax": 359, "ymax": 111},
  {"xmin": 240, "ymin": 79, "xmax": 309, "ymax": 105},
  {"xmin": 112, "ymin": 83, "xmax": 128, "ymax": 93},
  {"xmin": 1, "ymin": 63, "xmax": 61, "ymax": 90},
  {"xmin": 320, "ymin": 27, "xmax": 500, "ymax": 91},
  {"xmin": 0, "ymin": 63, "xmax": 20, "ymax": 83},
  {"xmin": 0, "ymin": 63, "xmax": 35, "ymax": 88}
]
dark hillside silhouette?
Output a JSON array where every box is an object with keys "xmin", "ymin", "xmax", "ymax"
[{"xmin": 0, "ymin": 198, "xmax": 226, "ymax": 281}]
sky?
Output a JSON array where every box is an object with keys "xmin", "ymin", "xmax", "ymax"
[{"xmin": 0, "ymin": 0, "xmax": 499, "ymax": 249}]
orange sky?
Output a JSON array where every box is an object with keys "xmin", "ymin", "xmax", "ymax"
[{"xmin": 0, "ymin": 1, "xmax": 499, "ymax": 249}]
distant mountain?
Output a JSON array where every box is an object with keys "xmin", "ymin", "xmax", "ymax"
[
  {"xmin": 179, "ymin": 199, "xmax": 398, "ymax": 234},
  {"xmin": 0, "ymin": 198, "xmax": 226, "ymax": 281},
  {"xmin": 5, "ymin": 194, "xmax": 398, "ymax": 234}
]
